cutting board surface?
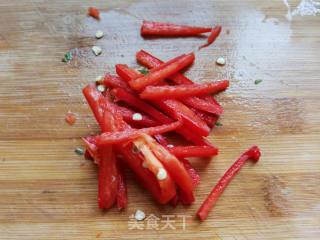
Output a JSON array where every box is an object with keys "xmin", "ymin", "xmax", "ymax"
[{"xmin": 0, "ymin": 0, "xmax": 320, "ymax": 239}]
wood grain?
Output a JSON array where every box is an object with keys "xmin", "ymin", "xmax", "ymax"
[{"xmin": 0, "ymin": 0, "xmax": 319, "ymax": 239}]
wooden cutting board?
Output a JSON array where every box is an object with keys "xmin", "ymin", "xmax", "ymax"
[{"xmin": 0, "ymin": 0, "xmax": 319, "ymax": 239}]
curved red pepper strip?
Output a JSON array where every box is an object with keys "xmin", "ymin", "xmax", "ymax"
[
  {"xmin": 199, "ymin": 25, "xmax": 222, "ymax": 50},
  {"xmin": 141, "ymin": 20, "xmax": 212, "ymax": 37},
  {"xmin": 197, "ymin": 146, "xmax": 261, "ymax": 221},
  {"xmin": 116, "ymin": 161, "xmax": 127, "ymax": 210},
  {"xmin": 140, "ymin": 81, "xmax": 229, "ymax": 100}
]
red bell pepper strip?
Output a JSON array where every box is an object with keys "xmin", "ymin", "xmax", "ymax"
[
  {"xmin": 116, "ymin": 64, "xmax": 144, "ymax": 82},
  {"xmin": 142, "ymin": 134, "xmax": 194, "ymax": 194},
  {"xmin": 115, "ymin": 105, "xmax": 158, "ymax": 127},
  {"xmin": 141, "ymin": 20, "xmax": 212, "ymax": 37},
  {"xmin": 114, "ymin": 65, "xmax": 210, "ymax": 144},
  {"xmin": 111, "ymin": 88, "xmax": 171, "ymax": 124},
  {"xmin": 169, "ymin": 145, "xmax": 218, "ymax": 158},
  {"xmin": 176, "ymin": 158, "xmax": 200, "ymax": 205},
  {"xmin": 183, "ymin": 96, "xmax": 223, "ymax": 115},
  {"xmin": 129, "ymin": 53, "xmax": 195, "ymax": 91},
  {"xmin": 116, "ymin": 161, "xmax": 127, "ymax": 210},
  {"xmin": 83, "ymin": 84, "xmax": 175, "ymax": 204},
  {"xmin": 189, "ymin": 108, "xmax": 219, "ymax": 128},
  {"xmin": 136, "ymin": 50, "xmax": 224, "ymax": 115},
  {"xmin": 140, "ymin": 81, "xmax": 230, "ymax": 100},
  {"xmin": 88, "ymin": 7, "xmax": 100, "ymax": 20},
  {"xmin": 83, "ymin": 136, "xmax": 100, "ymax": 165},
  {"xmin": 180, "ymin": 158, "xmax": 200, "ymax": 187},
  {"xmin": 102, "ymin": 74, "xmax": 133, "ymax": 93},
  {"xmin": 155, "ymin": 99, "xmax": 210, "ymax": 137},
  {"xmin": 96, "ymin": 120, "xmax": 182, "ymax": 145},
  {"xmin": 98, "ymin": 145, "xmax": 118, "ymax": 209},
  {"xmin": 199, "ymin": 25, "xmax": 222, "ymax": 50},
  {"xmin": 197, "ymin": 146, "xmax": 261, "ymax": 221}
]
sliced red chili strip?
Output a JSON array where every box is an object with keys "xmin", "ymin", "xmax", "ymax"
[
  {"xmin": 191, "ymin": 108, "xmax": 219, "ymax": 128},
  {"xmin": 154, "ymin": 99, "xmax": 210, "ymax": 137},
  {"xmin": 129, "ymin": 53, "xmax": 195, "ymax": 91},
  {"xmin": 199, "ymin": 25, "xmax": 222, "ymax": 50},
  {"xmin": 140, "ymin": 81, "xmax": 229, "ymax": 100},
  {"xmin": 197, "ymin": 146, "xmax": 261, "ymax": 221},
  {"xmin": 102, "ymin": 74, "xmax": 133, "ymax": 93},
  {"xmin": 116, "ymin": 64, "xmax": 144, "ymax": 82},
  {"xmin": 96, "ymin": 120, "xmax": 182, "ymax": 145},
  {"xmin": 136, "ymin": 50, "xmax": 223, "ymax": 115},
  {"xmin": 116, "ymin": 161, "xmax": 127, "ymax": 210},
  {"xmin": 112, "ymin": 69, "xmax": 210, "ymax": 144},
  {"xmin": 141, "ymin": 20, "xmax": 212, "ymax": 37},
  {"xmin": 142, "ymin": 134, "xmax": 194, "ymax": 194},
  {"xmin": 169, "ymin": 145, "xmax": 218, "ymax": 158}
]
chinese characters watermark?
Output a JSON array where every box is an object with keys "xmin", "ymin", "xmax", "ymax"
[{"xmin": 128, "ymin": 213, "xmax": 191, "ymax": 231}]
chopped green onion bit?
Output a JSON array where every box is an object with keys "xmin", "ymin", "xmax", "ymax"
[
  {"xmin": 62, "ymin": 52, "xmax": 73, "ymax": 62},
  {"xmin": 75, "ymin": 147, "xmax": 84, "ymax": 155},
  {"xmin": 215, "ymin": 122, "xmax": 223, "ymax": 126},
  {"xmin": 138, "ymin": 68, "xmax": 149, "ymax": 75},
  {"xmin": 254, "ymin": 79, "xmax": 263, "ymax": 85}
]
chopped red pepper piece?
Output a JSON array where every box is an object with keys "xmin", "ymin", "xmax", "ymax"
[
  {"xmin": 141, "ymin": 20, "xmax": 212, "ymax": 37},
  {"xmin": 115, "ymin": 106, "xmax": 158, "ymax": 127},
  {"xmin": 65, "ymin": 112, "xmax": 76, "ymax": 125},
  {"xmin": 102, "ymin": 74, "xmax": 133, "ymax": 93},
  {"xmin": 96, "ymin": 120, "xmax": 182, "ymax": 145},
  {"xmin": 142, "ymin": 134, "xmax": 194, "ymax": 194},
  {"xmin": 116, "ymin": 162, "xmax": 127, "ymax": 210},
  {"xmin": 129, "ymin": 53, "xmax": 195, "ymax": 91},
  {"xmin": 136, "ymin": 50, "xmax": 223, "ymax": 115},
  {"xmin": 197, "ymin": 146, "xmax": 261, "ymax": 221},
  {"xmin": 154, "ymin": 99, "xmax": 210, "ymax": 137},
  {"xmin": 169, "ymin": 145, "xmax": 218, "ymax": 158},
  {"xmin": 112, "ymin": 70, "xmax": 210, "ymax": 144},
  {"xmin": 140, "ymin": 81, "xmax": 229, "ymax": 100},
  {"xmin": 190, "ymin": 108, "xmax": 219, "ymax": 128},
  {"xmin": 88, "ymin": 7, "xmax": 100, "ymax": 20},
  {"xmin": 116, "ymin": 64, "xmax": 144, "ymax": 82},
  {"xmin": 199, "ymin": 25, "xmax": 222, "ymax": 50},
  {"xmin": 98, "ymin": 145, "xmax": 118, "ymax": 209}
]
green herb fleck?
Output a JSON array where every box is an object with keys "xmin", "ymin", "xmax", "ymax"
[
  {"xmin": 62, "ymin": 51, "xmax": 73, "ymax": 62},
  {"xmin": 254, "ymin": 79, "xmax": 263, "ymax": 85},
  {"xmin": 75, "ymin": 147, "xmax": 84, "ymax": 155},
  {"xmin": 138, "ymin": 68, "xmax": 149, "ymax": 75},
  {"xmin": 215, "ymin": 122, "xmax": 223, "ymax": 127}
]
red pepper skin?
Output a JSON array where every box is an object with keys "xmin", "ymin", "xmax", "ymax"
[
  {"xmin": 114, "ymin": 65, "xmax": 209, "ymax": 144},
  {"xmin": 102, "ymin": 74, "xmax": 133, "ymax": 93},
  {"xmin": 116, "ymin": 161, "xmax": 127, "ymax": 210},
  {"xmin": 96, "ymin": 120, "xmax": 182, "ymax": 145},
  {"xmin": 199, "ymin": 25, "xmax": 222, "ymax": 50},
  {"xmin": 129, "ymin": 53, "xmax": 195, "ymax": 91},
  {"xmin": 111, "ymin": 88, "xmax": 171, "ymax": 124},
  {"xmin": 197, "ymin": 146, "xmax": 261, "ymax": 221},
  {"xmin": 190, "ymin": 107, "xmax": 219, "ymax": 128},
  {"xmin": 136, "ymin": 50, "xmax": 223, "ymax": 115},
  {"xmin": 88, "ymin": 7, "xmax": 100, "ymax": 20},
  {"xmin": 169, "ymin": 145, "xmax": 218, "ymax": 158},
  {"xmin": 116, "ymin": 64, "xmax": 144, "ymax": 82},
  {"xmin": 183, "ymin": 96, "xmax": 223, "ymax": 115},
  {"xmin": 98, "ymin": 146, "xmax": 118, "ymax": 209},
  {"xmin": 142, "ymin": 134, "xmax": 194, "ymax": 194},
  {"xmin": 115, "ymin": 106, "xmax": 158, "ymax": 127},
  {"xmin": 140, "ymin": 81, "xmax": 229, "ymax": 100},
  {"xmin": 176, "ymin": 158, "xmax": 200, "ymax": 205},
  {"xmin": 155, "ymin": 99, "xmax": 210, "ymax": 137},
  {"xmin": 141, "ymin": 20, "xmax": 212, "ymax": 37}
]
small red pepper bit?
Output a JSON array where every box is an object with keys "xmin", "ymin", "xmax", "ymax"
[
  {"xmin": 65, "ymin": 111, "xmax": 76, "ymax": 125},
  {"xmin": 88, "ymin": 7, "xmax": 100, "ymax": 20}
]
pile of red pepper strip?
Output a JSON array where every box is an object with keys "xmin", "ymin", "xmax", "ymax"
[{"xmin": 80, "ymin": 17, "xmax": 260, "ymax": 220}]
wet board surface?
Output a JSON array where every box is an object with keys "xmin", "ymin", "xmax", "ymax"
[{"xmin": 0, "ymin": 0, "xmax": 319, "ymax": 239}]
